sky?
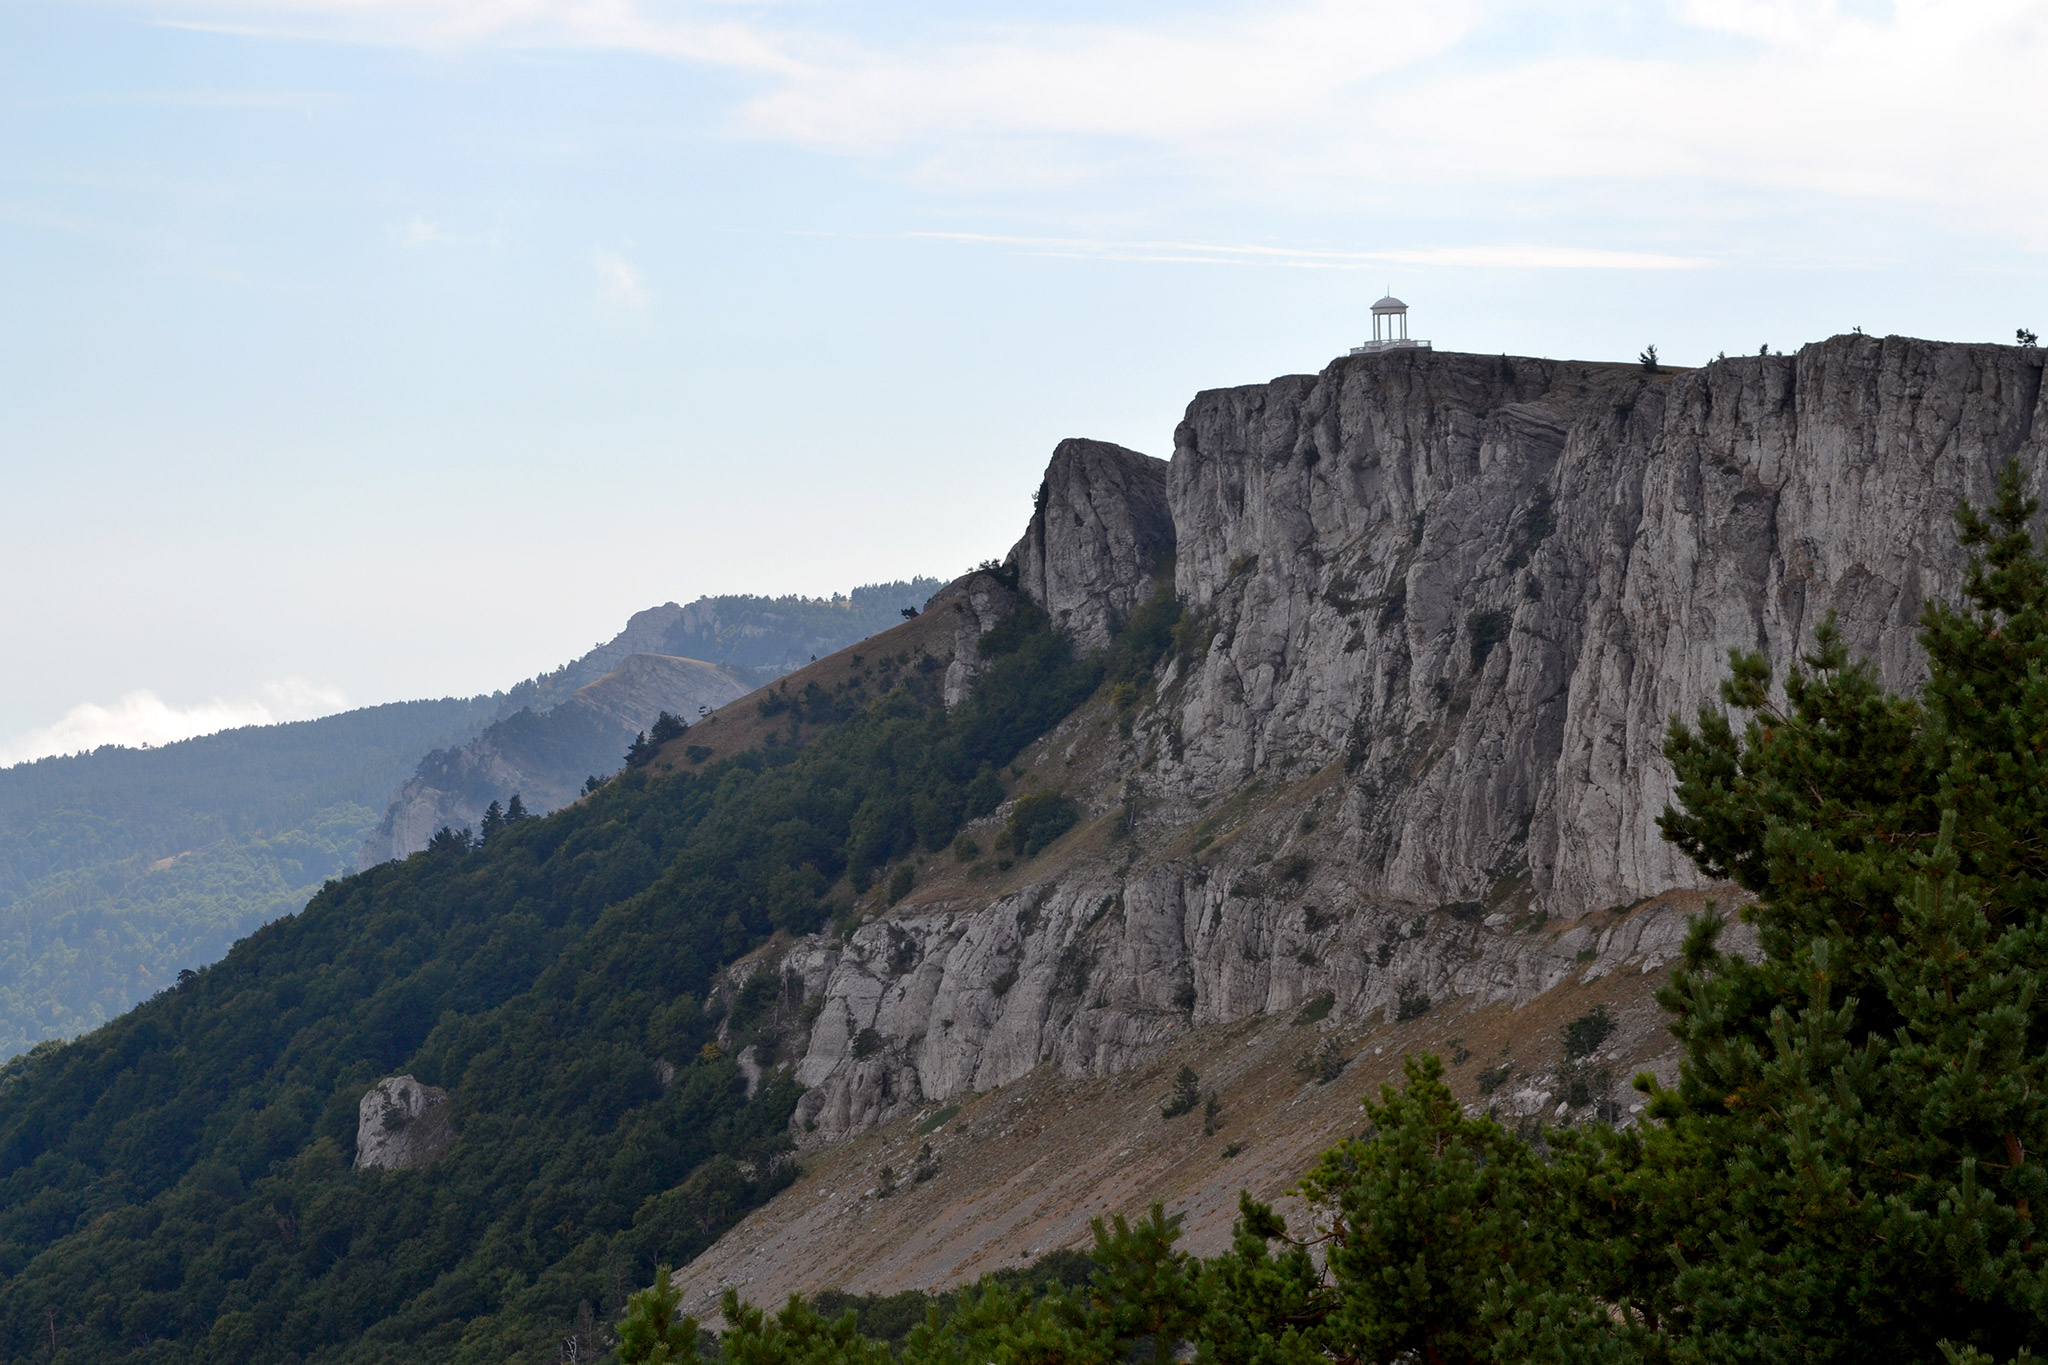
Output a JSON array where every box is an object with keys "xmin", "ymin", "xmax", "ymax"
[{"xmin": 2, "ymin": 0, "xmax": 2044, "ymax": 762}]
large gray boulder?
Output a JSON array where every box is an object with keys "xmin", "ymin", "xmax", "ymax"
[{"xmin": 354, "ymin": 1075, "xmax": 456, "ymax": 1171}]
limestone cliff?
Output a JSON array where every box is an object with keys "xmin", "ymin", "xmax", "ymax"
[
  {"xmin": 733, "ymin": 335, "xmax": 2047, "ymax": 1143},
  {"xmin": 1008, "ymin": 438, "xmax": 1175, "ymax": 655}
]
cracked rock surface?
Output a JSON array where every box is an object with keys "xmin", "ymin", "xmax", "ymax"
[{"xmin": 756, "ymin": 336, "xmax": 2048, "ymax": 1141}]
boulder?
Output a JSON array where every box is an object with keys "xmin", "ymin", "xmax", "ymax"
[{"xmin": 354, "ymin": 1075, "xmax": 456, "ymax": 1171}]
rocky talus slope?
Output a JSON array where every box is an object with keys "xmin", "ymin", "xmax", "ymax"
[{"xmin": 681, "ymin": 334, "xmax": 2046, "ymax": 1296}]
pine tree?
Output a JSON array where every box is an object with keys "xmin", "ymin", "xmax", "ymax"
[
  {"xmin": 1161, "ymin": 1065, "xmax": 1201, "ymax": 1119},
  {"xmin": 1649, "ymin": 461, "xmax": 2048, "ymax": 1360},
  {"xmin": 506, "ymin": 792, "xmax": 529, "ymax": 823},
  {"xmin": 1195, "ymin": 1194, "xmax": 1334, "ymax": 1365},
  {"xmin": 616, "ymin": 1267, "xmax": 697, "ymax": 1365},
  {"xmin": 1294, "ymin": 1053, "xmax": 1561, "ymax": 1365},
  {"xmin": 480, "ymin": 800, "xmax": 504, "ymax": 840},
  {"xmin": 1088, "ymin": 1203, "xmax": 1202, "ymax": 1361},
  {"xmin": 718, "ymin": 1289, "xmax": 890, "ymax": 1365}
]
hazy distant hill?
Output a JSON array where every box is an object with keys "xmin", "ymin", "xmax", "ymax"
[
  {"xmin": 579, "ymin": 579, "xmax": 949, "ymax": 676},
  {"xmin": 0, "ymin": 696, "xmax": 499, "ymax": 1057},
  {"xmin": 353, "ymin": 655, "xmax": 755, "ymax": 867},
  {"xmin": 0, "ymin": 578, "xmax": 940, "ymax": 1058},
  {"xmin": 355, "ymin": 580, "xmax": 943, "ymax": 867}
]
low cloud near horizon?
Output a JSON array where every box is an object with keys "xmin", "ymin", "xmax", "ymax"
[{"xmin": 0, "ymin": 679, "xmax": 350, "ymax": 768}]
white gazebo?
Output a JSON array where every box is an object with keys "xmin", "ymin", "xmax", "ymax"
[{"xmin": 1351, "ymin": 294, "xmax": 1432, "ymax": 355}]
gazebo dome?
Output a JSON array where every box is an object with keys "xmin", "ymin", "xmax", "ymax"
[{"xmin": 1350, "ymin": 293, "xmax": 1429, "ymax": 357}]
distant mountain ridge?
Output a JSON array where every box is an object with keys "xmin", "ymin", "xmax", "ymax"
[
  {"xmin": 0, "ymin": 696, "xmax": 501, "ymax": 1057},
  {"xmin": 353, "ymin": 655, "xmax": 755, "ymax": 869},
  {"xmin": 353, "ymin": 580, "xmax": 943, "ymax": 868},
  {"xmin": 590, "ymin": 581, "xmax": 949, "ymax": 675},
  {"xmin": 0, "ymin": 577, "xmax": 940, "ymax": 1058}
]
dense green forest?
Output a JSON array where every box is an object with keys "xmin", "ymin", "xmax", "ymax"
[
  {"xmin": 0, "ymin": 578, "xmax": 1160, "ymax": 1363},
  {"xmin": 612, "ymin": 473, "xmax": 2048, "ymax": 1365},
  {"xmin": 0, "ymin": 697, "xmax": 501, "ymax": 1058}
]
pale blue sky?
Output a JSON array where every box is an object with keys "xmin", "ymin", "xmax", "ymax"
[{"xmin": 3, "ymin": 0, "xmax": 2043, "ymax": 758}]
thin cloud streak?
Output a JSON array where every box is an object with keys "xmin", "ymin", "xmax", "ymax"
[
  {"xmin": 153, "ymin": 3, "xmax": 797, "ymax": 71},
  {"xmin": 83, "ymin": 0, "xmax": 2048, "ymax": 248},
  {"xmin": 909, "ymin": 233, "xmax": 1709, "ymax": 271}
]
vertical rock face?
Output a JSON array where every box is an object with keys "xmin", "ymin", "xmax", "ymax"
[
  {"xmin": 1009, "ymin": 438, "xmax": 1175, "ymax": 655},
  {"xmin": 354, "ymin": 1076, "xmax": 456, "ymax": 1171},
  {"xmin": 767, "ymin": 335, "xmax": 2048, "ymax": 1140},
  {"xmin": 1161, "ymin": 336, "xmax": 2046, "ymax": 913}
]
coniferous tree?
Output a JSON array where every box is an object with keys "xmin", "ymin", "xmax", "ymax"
[
  {"xmin": 1648, "ymin": 461, "xmax": 2048, "ymax": 1361},
  {"xmin": 1088, "ymin": 1204, "xmax": 1202, "ymax": 1362},
  {"xmin": 617, "ymin": 1268, "xmax": 697, "ymax": 1365},
  {"xmin": 1195, "ymin": 1194, "xmax": 1333, "ymax": 1365},
  {"xmin": 1295, "ymin": 1054, "xmax": 1564, "ymax": 1364},
  {"xmin": 1161, "ymin": 1065, "xmax": 1201, "ymax": 1118}
]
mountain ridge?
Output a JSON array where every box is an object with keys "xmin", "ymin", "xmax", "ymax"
[
  {"xmin": 748, "ymin": 335, "xmax": 2048, "ymax": 1150},
  {"xmin": 0, "ymin": 335, "xmax": 2039, "ymax": 1360}
]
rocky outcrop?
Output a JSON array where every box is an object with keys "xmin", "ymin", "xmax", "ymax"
[
  {"xmin": 357, "ymin": 654, "xmax": 753, "ymax": 867},
  {"xmin": 354, "ymin": 1075, "xmax": 455, "ymax": 1170},
  {"xmin": 1008, "ymin": 439, "xmax": 1175, "ymax": 655},
  {"xmin": 747, "ymin": 336, "xmax": 2048, "ymax": 1141},
  {"xmin": 929, "ymin": 574, "xmax": 1026, "ymax": 707}
]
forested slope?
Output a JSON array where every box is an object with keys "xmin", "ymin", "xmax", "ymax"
[
  {"xmin": 0, "ymin": 580, "xmax": 1136, "ymax": 1363},
  {"xmin": 0, "ymin": 697, "xmax": 500, "ymax": 1057},
  {"xmin": 0, "ymin": 580, "xmax": 939, "ymax": 1063}
]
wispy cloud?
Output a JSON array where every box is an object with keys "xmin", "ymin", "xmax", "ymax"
[
  {"xmin": 152, "ymin": 0, "xmax": 797, "ymax": 71},
  {"xmin": 594, "ymin": 250, "xmax": 649, "ymax": 309},
  {"xmin": 908, "ymin": 233, "xmax": 1709, "ymax": 271},
  {"xmin": 393, "ymin": 215, "xmax": 486, "ymax": 248},
  {"xmin": 93, "ymin": 0, "xmax": 2048, "ymax": 244},
  {"xmin": 0, "ymin": 679, "xmax": 349, "ymax": 767},
  {"xmin": 742, "ymin": 0, "xmax": 1475, "ymax": 149},
  {"xmin": 751, "ymin": 0, "xmax": 2045, "ymax": 237}
]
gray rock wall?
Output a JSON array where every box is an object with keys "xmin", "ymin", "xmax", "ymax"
[
  {"xmin": 1009, "ymin": 438, "xmax": 1175, "ymax": 655},
  {"xmin": 769, "ymin": 335, "xmax": 2046, "ymax": 1139},
  {"xmin": 1160, "ymin": 336, "xmax": 2046, "ymax": 913}
]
